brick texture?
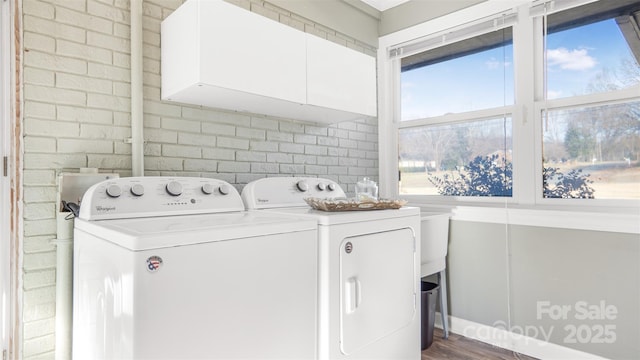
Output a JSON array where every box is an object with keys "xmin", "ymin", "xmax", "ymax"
[{"xmin": 20, "ymin": 0, "xmax": 378, "ymax": 358}]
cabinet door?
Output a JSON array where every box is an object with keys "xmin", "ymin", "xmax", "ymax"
[
  {"xmin": 339, "ymin": 228, "xmax": 416, "ymax": 355},
  {"xmin": 198, "ymin": 0, "xmax": 306, "ymax": 104},
  {"xmin": 306, "ymin": 34, "xmax": 377, "ymax": 117}
]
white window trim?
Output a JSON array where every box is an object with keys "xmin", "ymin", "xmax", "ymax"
[
  {"xmin": 388, "ymin": 9, "xmax": 518, "ymax": 60},
  {"xmin": 451, "ymin": 206, "xmax": 640, "ymax": 234},
  {"xmin": 399, "ymin": 106, "xmax": 517, "ymax": 128},
  {"xmin": 377, "ymin": 0, "xmax": 640, "ymax": 229}
]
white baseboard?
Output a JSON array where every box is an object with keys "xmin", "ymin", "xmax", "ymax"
[{"xmin": 434, "ymin": 313, "xmax": 609, "ymax": 360}]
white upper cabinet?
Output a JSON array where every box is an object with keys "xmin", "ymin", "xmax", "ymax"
[
  {"xmin": 161, "ymin": 0, "xmax": 377, "ymax": 124},
  {"xmin": 306, "ymin": 34, "xmax": 377, "ymax": 118},
  {"xmin": 197, "ymin": 0, "xmax": 307, "ymax": 104},
  {"xmin": 161, "ymin": 0, "xmax": 306, "ymax": 113}
]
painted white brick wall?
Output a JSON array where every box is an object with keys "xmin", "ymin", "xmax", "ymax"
[{"xmin": 20, "ymin": 0, "xmax": 378, "ymax": 358}]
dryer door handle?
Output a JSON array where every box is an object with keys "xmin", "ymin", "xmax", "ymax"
[{"xmin": 345, "ymin": 277, "xmax": 361, "ymax": 314}]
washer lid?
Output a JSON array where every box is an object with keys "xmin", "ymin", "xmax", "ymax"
[
  {"xmin": 258, "ymin": 206, "xmax": 420, "ymax": 226},
  {"xmin": 74, "ymin": 212, "xmax": 317, "ymax": 251}
]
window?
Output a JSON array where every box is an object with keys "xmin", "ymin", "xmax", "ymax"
[
  {"xmin": 544, "ymin": 4, "xmax": 640, "ymax": 99},
  {"xmin": 399, "ymin": 117, "xmax": 512, "ymax": 196},
  {"xmin": 400, "ymin": 28, "xmax": 514, "ymax": 120},
  {"xmin": 540, "ymin": 0, "xmax": 640, "ymax": 200},
  {"xmin": 542, "ymin": 102, "xmax": 640, "ymax": 199},
  {"xmin": 379, "ymin": 0, "xmax": 640, "ymax": 208},
  {"xmin": 397, "ymin": 24, "xmax": 514, "ymax": 198}
]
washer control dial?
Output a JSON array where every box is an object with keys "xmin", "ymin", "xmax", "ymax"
[
  {"xmin": 201, "ymin": 183, "xmax": 214, "ymax": 195},
  {"xmin": 328, "ymin": 183, "xmax": 337, "ymax": 191},
  {"xmin": 79, "ymin": 177, "xmax": 246, "ymax": 220},
  {"xmin": 165, "ymin": 181, "xmax": 183, "ymax": 196},
  {"xmin": 317, "ymin": 183, "xmax": 326, "ymax": 191},
  {"xmin": 219, "ymin": 184, "xmax": 231, "ymax": 195},
  {"xmin": 106, "ymin": 184, "xmax": 122, "ymax": 198},
  {"xmin": 130, "ymin": 184, "xmax": 144, "ymax": 197},
  {"xmin": 296, "ymin": 180, "xmax": 309, "ymax": 192}
]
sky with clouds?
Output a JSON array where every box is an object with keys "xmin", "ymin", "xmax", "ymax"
[
  {"xmin": 400, "ymin": 43, "xmax": 514, "ymax": 120},
  {"xmin": 545, "ymin": 18, "xmax": 637, "ymax": 99},
  {"xmin": 401, "ymin": 18, "xmax": 639, "ymax": 121},
  {"xmin": 546, "ymin": 48, "xmax": 596, "ymax": 71}
]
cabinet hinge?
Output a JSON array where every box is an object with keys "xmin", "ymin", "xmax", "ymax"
[{"xmin": 3, "ymin": 156, "xmax": 7, "ymax": 177}]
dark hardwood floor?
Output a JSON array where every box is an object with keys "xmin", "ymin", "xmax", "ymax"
[{"xmin": 422, "ymin": 329, "xmax": 539, "ymax": 360}]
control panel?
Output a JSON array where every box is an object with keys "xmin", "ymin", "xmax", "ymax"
[
  {"xmin": 78, "ymin": 177, "xmax": 244, "ymax": 220},
  {"xmin": 241, "ymin": 177, "xmax": 346, "ymax": 209}
]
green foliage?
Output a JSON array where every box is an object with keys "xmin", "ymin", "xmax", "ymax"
[
  {"xmin": 564, "ymin": 123, "xmax": 596, "ymax": 161},
  {"xmin": 543, "ymin": 167, "xmax": 595, "ymax": 199},
  {"xmin": 428, "ymin": 154, "xmax": 596, "ymax": 199},
  {"xmin": 428, "ymin": 154, "xmax": 512, "ymax": 197}
]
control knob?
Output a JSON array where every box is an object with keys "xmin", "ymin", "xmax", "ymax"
[
  {"xmin": 165, "ymin": 181, "xmax": 183, "ymax": 196},
  {"xmin": 219, "ymin": 184, "xmax": 231, "ymax": 195},
  {"xmin": 201, "ymin": 183, "xmax": 214, "ymax": 195},
  {"xmin": 328, "ymin": 183, "xmax": 337, "ymax": 191},
  {"xmin": 106, "ymin": 184, "xmax": 122, "ymax": 198},
  {"xmin": 296, "ymin": 180, "xmax": 309, "ymax": 192},
  {"xmin": 130, "ymin": 184, "xmax": 144, "ymax": 197},
  {"xmin": 317, "ymin": 183, "xmax": 326, "ymax": 191}
]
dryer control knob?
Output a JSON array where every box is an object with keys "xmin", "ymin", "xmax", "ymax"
[
  {"xmin": 165, "ymin": 181, "xmax": 183, "ymax": 196},
  {"xmin": 296, "ymin": 180, "xmax": 309, "ymax": 192},
  {"xmin": 106, "ymin": 184, "xmax": 122, "ymax": 198},
  {"xmin": 201, "ymin": 183, "xmax": 214, "ymax": 195},
  {"xmin": 317, "ymin": 183, "xmax": 326, "ymax": 191},
  {"xmin": 130, "ymin": 184, "xmax": 144, "ymax": 197},
  {"xmin": 218, "ymin": 184, "xmax": 231, "ymax": 195},
  {"xmin": 327, "ymin": 183, "xmax": 337, "ymax": 191}
]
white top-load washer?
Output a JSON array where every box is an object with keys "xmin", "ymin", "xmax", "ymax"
[
  {"xmin": 242, "ymin": 177, "xmax": 421, "ymax": 360},
  {"xmin": 73, "ymin": 176, "xmax": 319, "ymax": 359}
]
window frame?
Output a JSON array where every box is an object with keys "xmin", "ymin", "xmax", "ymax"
[{"xmin": 377, "ymin": 0, "xmax": 640, "ymax": 214}]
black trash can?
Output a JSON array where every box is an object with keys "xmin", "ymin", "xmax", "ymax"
[{"xmin": 421, "ymin": 281, "xmax": 440, "ymax": 350}]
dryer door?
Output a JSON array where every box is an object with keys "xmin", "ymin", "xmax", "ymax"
[{"xmin": 339, "ymin": 228, "xmax": 416, "ymax": 355}]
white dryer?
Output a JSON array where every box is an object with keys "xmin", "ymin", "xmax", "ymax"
[
  {"xmin": 242, "ymin": 177, "xmax": 421, "ymax": 360},
  {"xmin": 73, "ymin": 176, "xmax": 318, "ymax": 359}
]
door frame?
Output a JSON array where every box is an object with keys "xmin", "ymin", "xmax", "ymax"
[{"xmin": 1, "ymin": 0, "xmax": 18, "ymax": 358}]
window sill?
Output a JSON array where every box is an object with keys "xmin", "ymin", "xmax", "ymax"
[{"xmin": 413, "ymin": 204, "xmax": 640, "ymax": 234}]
